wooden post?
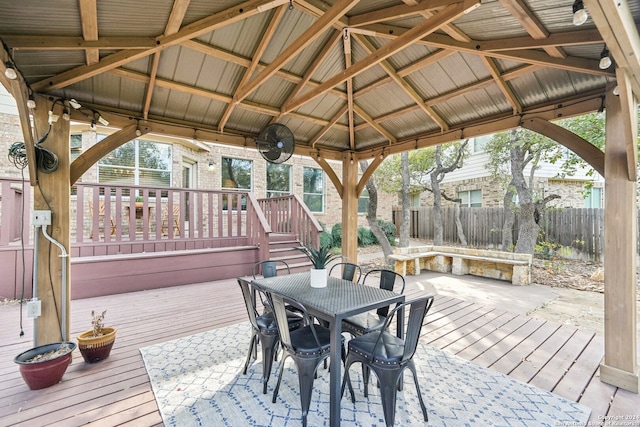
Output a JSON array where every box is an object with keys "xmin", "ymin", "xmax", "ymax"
[
  {"xmin": 601, "ymin": 85, "xmax": 639, "ymax": 393},
  {"xmin": 32, "ymin": 99, "xmax": 71, "ymax": 344},
  {"xmin": 341, "ymin": 158, "xmax": 358, "ymax": 264}
]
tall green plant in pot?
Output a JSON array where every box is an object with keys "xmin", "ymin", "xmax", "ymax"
[{"xmin": 296, "ymin": 244, "xmax": 342, "ymax": 288}]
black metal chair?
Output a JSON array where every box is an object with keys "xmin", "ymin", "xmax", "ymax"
[
  {"xmin": 252, "ymin": 260, "xmax": 291, "ymax": 279},
  {"xmin": 341, "ymin": 269, "xmax": 406, "ymax": 337},
  {"xmin": 268, "ymin": 292, "xmax": 345, "ymax": 427},
  {"xmin": 329, "ymin": 261, "xmax": 362, "ymax": 283},
  {"xmin": 342, "ymin": 295, "xmax": 435, "ymax": 427},
  {"xmin": 237, "ymin": 278, "xmax": 303, "ymax": 394}
]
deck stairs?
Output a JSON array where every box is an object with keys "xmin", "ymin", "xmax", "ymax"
[{"xmin": 268, "ymin": 233, "xmax": 312, "ymax": 273}]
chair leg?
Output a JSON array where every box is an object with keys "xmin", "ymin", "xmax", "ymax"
[
  {"xmin": 407, "ymin": 361, "xmax": 428, "ymax": 422},
  {"xmin": 260, "ymin": 334, "xmax": 279, "ymax": 394},
  {"xmin": 242, "ymin": 333, "xmax": 257, "ymax": 375},
  {"xmin": 272, "ymin": 354, "xmax": 288, "ymax": 403},
  {"xmin": 296, "ymin": 356, "xmax": 326, "ymax": 427},
  {"xmin": 372, "ymin": 366, "xmax": 404, "ymax": 427},
  {"xmin": 341, "ymin": 356, "xmax": 356, "ymax": 403}
]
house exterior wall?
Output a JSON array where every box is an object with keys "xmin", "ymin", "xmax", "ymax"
[
  {"xmin": 413, "ymin": 138, "xmax": 604, "ymax": 209},
  {"xmin": 0, "ymin": 87, "xmax": 393, "ymax": 232}
]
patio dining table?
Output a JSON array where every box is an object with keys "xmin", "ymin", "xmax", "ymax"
[{"xmin": 252, "ymin": 271, "xmax": 405, "ymax": 427}]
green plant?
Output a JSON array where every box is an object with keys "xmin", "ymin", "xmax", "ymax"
[
  {"xmin": 296, "ymin": 244, "xmax": 342, "ymax": 269},
  {"xmin": 331, "ymin": 223, "xmax": 342, "ymax": 247},
  {"xmin": 357, "ymin": 226, "xmax": 376, "ymax": 246}
]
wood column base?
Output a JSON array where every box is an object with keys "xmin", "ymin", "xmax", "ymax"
[{"xmin": 600, "ymin": 363, "xmax": 640, "ymax": 393}]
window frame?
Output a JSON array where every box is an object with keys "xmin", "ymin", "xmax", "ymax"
[
  {"xmin": 303, "ymin": 167, "xmax": 325, "ymax": 213},
  {"xmin": 266, "ymin": 163, "xmax": 292, "ymax": 198}
]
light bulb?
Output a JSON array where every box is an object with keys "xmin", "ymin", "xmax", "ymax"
[
  {"xmin": 599, "ymin": 56, "xmax": 611, "ymax": 70},
  {"xmin": 4, "ymin": 63, "xmax": 17, "ymax": 80},
  {"xmin": 48, "ymin": 110, "xmax": 59, "ymax": 124},
  {"xmin": 62, "ymin": 108, "xmax": 70, "ymax": 121},
  {"xmin": 90, "ymin": 120, "xmax": 97, "ymax": 130},
  {"xmin": 613, "ymin": 86, "xmax": 620, "ymax": 96},
  {"xmin": 135, "ymin": 128, "xmax": 142, "ymax": 137},
  {"xmin": 572, "ymin": 1, "xmax": 588, "ymax": 26},
  {"xmin": 69, "ymin": 99, "xmax": 81, "ymax": 109},
  {"xmin": 26, "ymin": 97, "xmax": 36, "ymax": 109},
  {"xmin": 97, "ymin": 115, "xmax": 109, "ymax": 126}
]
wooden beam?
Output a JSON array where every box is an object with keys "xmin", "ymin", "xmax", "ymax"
[
  {"xmin": 349, "ymin": 0, "xmax": 455, "ymax": 27},
  {"xmin": 315, "ymin": 155, "xmax": 343, "ymax": 199},
  {"xmin": 344, "ymin": 29, "xmax": 355, "ymax": 150},
  {"xmin": 353, "ymin": 104, "xmax": 396, "ymax": 143},
  {"xmin": 600, "ymin": 86, "xmax": 639, "ymax": 393},
  {"xmin": 32, "ymin": 98, "xmax": 71, "ymax": 344},
  {"xmin": 142, "ymin": 53, "xmax": 160, "ymax": 120},
  {"xmin": 78, "ymin": 0, "xmax": 99, "ymax": 65},
  {"xmin": 481, "ymin": 56, "xmax": 522, "ymax": 114},
  {"xmin": 400, "ymin": 0, "xmax": 471, "ymax": 43},
  {"xmin": 521, "ymin": 117, "xmax": 604, "ymax": 177},
  {"xmin": 341, "ymin": 158, "xmax": 358, "ymax": 264},
  {"xmin": 498, "ymin": 0, "xmax": 565, "ymax": 58},
  {"xmin": 615, "ymin": 68, "xmax": 639, "ymax": 182},
  {"xmin": 479, "ymin": 29, "xmax": 602, "ymax": 52},
  {"xmin": 234, "ymin": 0, "xmax": 359, "ymax": 104},
  {"xmin": 164, "ymin": 0, "xmax": 191, "ymax": 35},
  {"xmin": 221, "ymin": 5, "xmax": 286, "ymax": 131},
  {"xmin": 70, "ymin": 124, "xmax": 151, "ymax": 185},
  {"xmin": 284, "ymin": 0, "xmax": 478, "ymax": 113},
  {"xmin": 32, "ymin": 0, "xmax": 288, "ymax": 92},
  {"xmin": 356, "ymin": 154, "xmax": 383, "ymax": 196},
  {"xmin": 1, "ymin": 35, "xmax": 156, "ymax": 50},
  {"xmin": 584, "ymin": 0, "xmax": 640, "ymax": 99},
  {"xmin": 309, "ymin": 104, "xmax": 348, "ymax": 148},
  {"xmin": 354, "ymin": 33, "xmax": 448, "ymax": 131}
]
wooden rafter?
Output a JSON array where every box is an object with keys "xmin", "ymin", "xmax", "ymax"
[
  {"xmin": 498, "ymin": 0, "xmax": 565, "ymax": 59},
  {"xmin": 614, "ymin": 68, "xmax": 638, "ymax": 182},
  {"xmin": 348, "ymin": 0, "xmax": 457, "ymax": 27},
  {"xmin": 353, "ymin": 104, "xmax": 396, "ymax": 144},
  {"xmin": 233, "ymin": 0, "xmax": 359, "ymax": 104},
  {"xmin": 401, "ymin": 0, "xmax": 471, "ymax": 43},
  {"xmin": 78, "ymin": 0, "xmax": 99, "ymax": 65},
  {"xmin": 354, "ymin": 33, "xmax": 448, "ymax": 131},
  {"xmin": 479, "ymin": 29, "xmax": 602, "ymax": 52},
  {"xmin": 481, "ymin": 56, "xmax": 522, "ymax": 114},
  {"xmin": 283, "ymin": 0, "xmax": 478, "ymax": 114},
  {"xmin": 343, "ymin": 29, "xmax": 355, "ymax": 150},
  {"xmin": 2, "ymin": 36, "xmax": 156, "ymax": 50},
  {"xmin": 31, "ymin": 0, "xmax": 289, "ymax": 92},
  {"xmin": 309, "ymin": 104, "xmax": 348, "ymax": 148},
  {"xmin": 272, "ymin": 30, "xmax": 342, "ymax": 123},
  {"xmin": 221, "ymin": 5, "xmax": 286, "ymax": 132}
]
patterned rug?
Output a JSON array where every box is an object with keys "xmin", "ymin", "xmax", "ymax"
[{"xmin": 140, "ymin": 322, "xmax": 591, "ymax": 427}]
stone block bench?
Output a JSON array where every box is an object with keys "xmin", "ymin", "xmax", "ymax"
[{"xmin": 388, "ymin": 245, "xmax": 532, "ymax": 285}]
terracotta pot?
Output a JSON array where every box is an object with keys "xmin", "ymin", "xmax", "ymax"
[
  {"xmin": 77, "ymin": 327, "xmax": 117, "ymax": 363},
  {"xmin": 14, "ymin": 341, "xmax": 76, "ymax": 390}
]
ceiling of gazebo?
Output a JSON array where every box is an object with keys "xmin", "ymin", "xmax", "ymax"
[{"xmin": 0, "ymin": 0, "xmax": 638, "ymax": 161}]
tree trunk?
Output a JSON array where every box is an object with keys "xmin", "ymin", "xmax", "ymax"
[
  {"xmin": 399, "ymin": 152, "xmax": 411, "ymax": 247},
  {"xmin": 431, "ymin": 171, "xmax": 443, "ymax": 245},
  {"xmin": 454, "ymin": 201, "xmax": 467, "ymax": 245},
  {"xmin": 501, "ymin": 185, "xmax": 515, "ymax": 251},
  {"xmin": 359, "ymin": 160, "xmax": 393, "ymax": 258},
  {"xmin": 510, "ymin": 144, "xmax": 539, "ymax": 254}
]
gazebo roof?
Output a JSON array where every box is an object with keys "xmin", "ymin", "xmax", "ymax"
[{"xmin": 1, "ymin": 0, "xmax": 638, "ymax": 160}]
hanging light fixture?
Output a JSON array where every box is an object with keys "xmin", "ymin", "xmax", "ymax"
[
  {"xmin": 69, "ymin": 99, "xmax": 81, "ymax": 109},
  {"xmin": 26, "ymin": 95, "xmax": 36, "ymax": 109},
  {"xmin": 4, "ymin": 61, "xmax": 17, "ymax": 80},
  {"xmin": 62, "ymin": 107, "xmax": 70, "ymax": 121},
  {"xmin": 599, "ymin": 46, "xmax": 612, "ymax": 69},
  {"xmin": 572, "ymin": 0, "xmax": 588, "ymax": 26}
]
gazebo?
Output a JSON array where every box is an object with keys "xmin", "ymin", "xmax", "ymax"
[{"xmin": 0, "ymin": 0, "xmax": 638, "ymax": 393}]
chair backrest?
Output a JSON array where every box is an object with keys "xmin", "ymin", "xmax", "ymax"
[
  {"xmin": 363, "ymin": 269, "xmax": 406, "ymax": 316},
  {"xmin": 268, "ymin": 293, "xmax": 321, "ymax": 353},
  {"xmin": 329, "ymin": 262, "xmax": 362, "ymax": 283},
  {"xmin": 252, "ymin": 260, "xmax": 291, "ymax": 279},
  {"xmin": 379, "ymin": 295, "xmax": 435, "ymax": 362},
  {"xmin": 237, "ymin": 278, "xmax": 260, "ymax": 330}
]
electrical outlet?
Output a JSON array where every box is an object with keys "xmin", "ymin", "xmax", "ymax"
[
  {"xmin": 31, "ymin": 210, "xmax": 52, "ymax": 226},
  {"xmin": 26, "ymin": 299, "xmax": 41, "ymax": 318}
]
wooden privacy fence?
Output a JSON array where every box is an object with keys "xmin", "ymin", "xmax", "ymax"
[{"xmin": 393, "ymin": 207, "xmax": 618, "ymax": 261}]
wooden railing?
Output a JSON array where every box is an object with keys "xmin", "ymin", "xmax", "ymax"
[
  {"xmin": 0, "ymin": 178, "xmax": 31, "ymax": 245},
  {"xmin": 257, "ymin": 194, "xmax": 322, "ymax": 248}
]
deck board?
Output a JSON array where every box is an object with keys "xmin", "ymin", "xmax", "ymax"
[{"xmin": 1, "ymin": 278, "xmax": 638, "ymax": 426}]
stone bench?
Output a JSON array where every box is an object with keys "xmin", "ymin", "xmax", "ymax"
[{"xmin": 389, "ymin": 245, "xmax": 532, "ymax": 285}]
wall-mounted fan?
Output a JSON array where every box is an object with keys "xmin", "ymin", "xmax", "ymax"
[{"xmin": 255, "ymin": 123, "xmax": 295, "ymax": 164}]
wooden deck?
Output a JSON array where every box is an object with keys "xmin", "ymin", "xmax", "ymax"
[{"xmin": 1, "ymin": 277, "xmax": 639, "ymax": 426}]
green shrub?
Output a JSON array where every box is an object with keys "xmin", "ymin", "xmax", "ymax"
[
  {"xmin": 357, "ymin": 226, "xmax": 376, "ymax": 246},
  {"xmin": 319, "ymin": 231, "xmax": 333, "ymax": 248},
  {"xmin": 376, "ymin": 219, "xmax": 397, "ymax": 246},
  {"xmin": 331, "ymin": 223, "xmax": 342, "ymax": 247}
]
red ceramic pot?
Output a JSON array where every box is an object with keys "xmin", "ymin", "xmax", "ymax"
[{"xmin": 14, "ymin": 342, "xmax": 76, "ymax": 390}]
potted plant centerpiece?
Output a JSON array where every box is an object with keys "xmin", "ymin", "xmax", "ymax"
[
  {"xmin": 296, "ymin": 244, "xmax": 342, "ymax": 288},
  {"xmin": 14, "ymin": 341, "xmax": 77, "ymax": 390},
  {"xmin": 77, "ymin": 310, "xmax": 117, "ymax": 363}
]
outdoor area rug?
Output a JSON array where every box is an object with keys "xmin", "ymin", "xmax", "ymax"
[{"xmin": 140, "ymin": 322, "xmax": 591, "ymax": 427}]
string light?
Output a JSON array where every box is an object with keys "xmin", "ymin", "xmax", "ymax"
[
  {"xmin": 4, "ymin": 61, "xmax": 17, "ymax": 80},
  {"xmin": 599, "ymin": 46, "xmax": 611, "ymax": 70},
  {"xmin": 572, "ymin": 0, "xmax": 588, "ymax": 26}
]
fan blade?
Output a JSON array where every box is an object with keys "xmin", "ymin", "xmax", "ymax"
[{"xmin": 264, "ymin": 146, "xmax": 281, "ymax": 161}]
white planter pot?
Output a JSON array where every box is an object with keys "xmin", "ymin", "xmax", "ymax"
[{"xmin": 309, "ymin": 268, "xmax": 328, "ymax": 288}]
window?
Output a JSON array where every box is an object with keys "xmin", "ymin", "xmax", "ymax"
[
  {"xmin": 267, "ymin": 163, "xmax": 291, "ymax": 198},
  {"xmin": 221, "ymin": 157, "xmax": 252, "ymax": 190},
  {"xmin": 70, "ymin": 134, "xmax": 82, "ymax": 162},
  {"xmin": 458, "ymin": 190, "xmax": 482, "ymax": 207},
  {"xmin": 358, "ymin": 188, "xmax": 369, "ymax": 213},
  {"xmin": 303, "ymin": 167, "xmax": 324, "ymax": 212},
  {"xmin": 471, "ymin": 135, "xmax": 491, "ymax": 153},
  {"xmin": 410, "ymin": 193, "xmax": 421, "ymax": 207},
  {"xmin": 98, "ymin": 137, "xmax": 172, "ymax": 188},
  {"xmin": 584, "ymin": 187, "xmax": 602, "ymax": 208}
]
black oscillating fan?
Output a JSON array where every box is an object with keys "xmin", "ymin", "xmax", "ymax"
[{"xmin": 255, "ymin": 123, "xmax": 295, "ymax": 164}]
